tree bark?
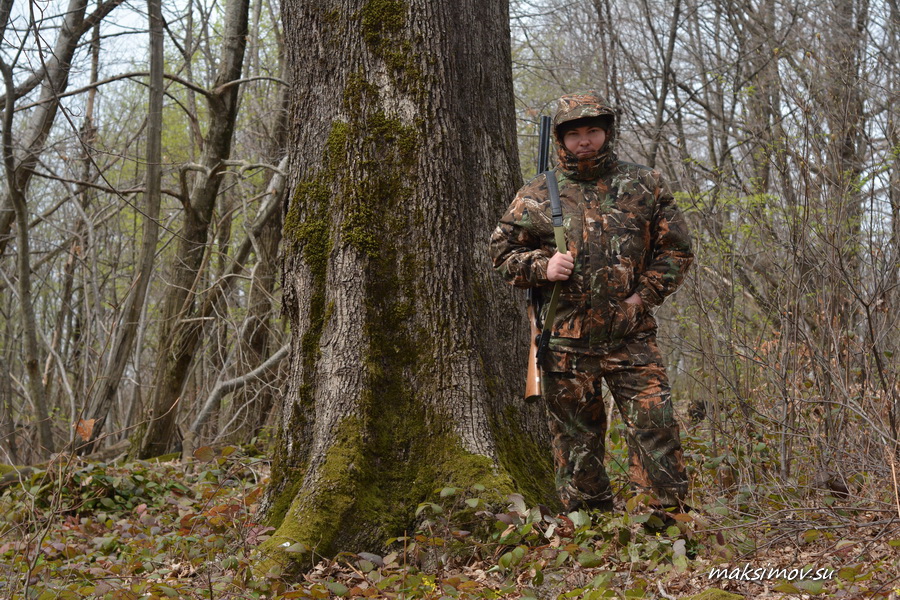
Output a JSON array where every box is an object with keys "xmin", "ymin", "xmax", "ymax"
[{"xmin": 262, "ymin": 0, "xmax": 554, "ymax": 566}]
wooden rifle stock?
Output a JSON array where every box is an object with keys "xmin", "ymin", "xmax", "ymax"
[{"xmin": 525, "ymin": 302, "xmax": 542, "ymax": 403}]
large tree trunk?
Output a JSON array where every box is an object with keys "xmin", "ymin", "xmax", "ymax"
[{"xmin": 262, "ymin": 0, "xmax": 554, "ymax": 566}]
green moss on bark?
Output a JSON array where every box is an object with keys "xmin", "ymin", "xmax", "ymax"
[
  {"xmin": 264, "ymin": 416, "xmax": 367, "ymax": 560},
  {"xmin": 338, "ymin": 111, "xmax": 417, "ymax": 257},
  {"xmin": 261, "ymin": 412, "xmax": 517, "ymax": 568},
  {"xmin": 264, "ymin": 465, "xmax": 304, "ymax": 529},
  {"xmin": 360, "ymin": 0, "xmax": 405, "ymax": 46},
  {"xmin": 357, "ymin": 0, "xmax": 423, "ymax": 94},
  {"xmin": 493, "ymin": 407, "xmax": 558, "ymax": 509},
  {"xmin": 272, "ymin": 122, "xmax": 349, "ymax": 521},
  {"xmin": 343, "ymin": 72, "xmax": 378, "ymax": 113}
]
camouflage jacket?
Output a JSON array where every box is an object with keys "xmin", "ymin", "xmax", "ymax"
[{"xmin": 489, "ymin": 163, "xmax": 694, "ymax": 354}]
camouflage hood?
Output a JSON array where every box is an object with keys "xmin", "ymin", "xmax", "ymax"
[{"xmin": 552, "ymin": 91, "xmax": 618, "ymax": 181}]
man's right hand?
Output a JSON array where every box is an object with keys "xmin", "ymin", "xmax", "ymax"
[{"xmin": 547, "ymin": 251, "xmax": 574, "ymax": 282}]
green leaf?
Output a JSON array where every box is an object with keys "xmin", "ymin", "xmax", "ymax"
[
  {"xmin": 773, "ymin": 583, "xmax": 800, "ymax": 593},
  {"xmin": 358, "ymin": 559, "xmax": 374, "ymax": 573},
  {"xmin": 532, "ymin": 570, "xmax": 544, "ymax": 586},
  {"xmin": 508, "ymin": 493, "xmax": 527, "ymax": 513},
  {"xmin": 578, "ymin": 551, "xmax": 603, "ymax": 568},
  {"xmin": 440, "ymin": 487, "xmax": 457, "ymax": 498},
  {"xmin": 193, "ymin": 446, "xmax": 216, "ymax": 462},
  {"xmin": 569, "ymin": 510, "xmax": 590, "ymax": 527},
  {"xmin": 588, "ymin": 572, "xmax": 613, "ymax": 589},
  {"xmin": 472, "ymin": 483, "xmax": 486, "ymax": 492},
  {"xmin": 358, "ymin": 552, "xmax": 384, "ymax": 567},
  {"xmin": 415, "ymin": 502, "xmax": 442, "ymax": 516},
  {"xmin": 266, "ymin": 564, "xmax": 283, "ymax": 578},
  {"xmin": 92, "ymin": 537, "xmax": 116, "ymax": 551},
  {"xmin": 281, "ymin": 542, "xmax": 308, "ymax": 554},
  {"xmin": 629, "ymin": 513, "xmax": 650, "ymax": 524},
  {"xmin": 796, "ymin": 580, "xmax": 824, "ymax": 594},
  {"xmin": 703, "ymin": 456, "xmax": 723, "ymax": 470},
  {"xmin": 376, "ymin": 575, "xmax": 400, "ymax": 589},
  {"xmin": 325, "ymin": 581, "xmax": 349, "ymax": 596},
  {"xmin": 465, "ymin": 498, "xmax": 481, "ymax": 508}
]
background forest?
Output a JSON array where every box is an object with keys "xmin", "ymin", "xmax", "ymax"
[{"xmin": 1, "ymin": 0, "xmax": 899, "ymax": 597}]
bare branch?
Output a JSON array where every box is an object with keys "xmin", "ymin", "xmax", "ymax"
[
  {"xmin": 11, "ymin": 71, "xmax": 212, "ymax": 113},
  {"xmin": 188, "ymin": 343, "xmax": 289, "ymax": 436}
]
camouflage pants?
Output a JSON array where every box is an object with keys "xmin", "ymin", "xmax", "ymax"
[{"xmin": 541, "ymin": 336, "xmax": 687, "ymax": 510}]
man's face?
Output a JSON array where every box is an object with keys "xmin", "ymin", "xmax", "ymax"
[{"xmin": 562, "ymin": 124, "xmax": 607, "ymax": 159}]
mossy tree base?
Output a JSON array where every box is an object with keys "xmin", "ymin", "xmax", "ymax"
[
  {"xmin": 261, "ymin": 415, "xmax": 555, "ymax": 568},
  {"xmin": 266, "ymin": 0, "xmax": 553, "ymax": 571}
]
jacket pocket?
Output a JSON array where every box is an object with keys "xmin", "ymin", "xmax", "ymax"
[
  {"xmin": 548, "ymin": 292, "xmax": 588, "ymax": 339},
  {"xmin": 608, "ymin": 299, "xmax": 646, "ymax": 341}
]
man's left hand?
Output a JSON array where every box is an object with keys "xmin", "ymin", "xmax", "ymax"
[{"xmin": 624, "ymin": 293, "xmax": 643, "ymax": 306}]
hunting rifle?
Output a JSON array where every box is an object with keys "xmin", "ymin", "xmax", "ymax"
[{"xmin": 524, "ymin": 115, "xmax": 564, "ymax": 402}]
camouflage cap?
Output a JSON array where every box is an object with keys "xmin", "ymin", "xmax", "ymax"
[{"xmin": 553, "ymin": 90, "xmax": 617, "ymax": 130}]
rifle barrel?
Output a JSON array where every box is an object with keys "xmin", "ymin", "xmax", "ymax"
[{"xmin": 537, "ymin": 115, "xmax": 552, "ymax": 174}]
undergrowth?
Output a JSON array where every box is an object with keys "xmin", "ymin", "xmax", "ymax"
[{"xmin": 1, "ymin": 445, "xmax": 898, "ymax": 599}]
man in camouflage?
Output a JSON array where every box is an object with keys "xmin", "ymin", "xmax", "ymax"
[{"xmin": 489, "ymin": 91, "xmax": 693, "ymax": 512}]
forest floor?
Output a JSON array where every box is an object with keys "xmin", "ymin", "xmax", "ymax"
[{"xmin": 1, "ymin": 446, "xmax": 898, "ymax": 599}]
